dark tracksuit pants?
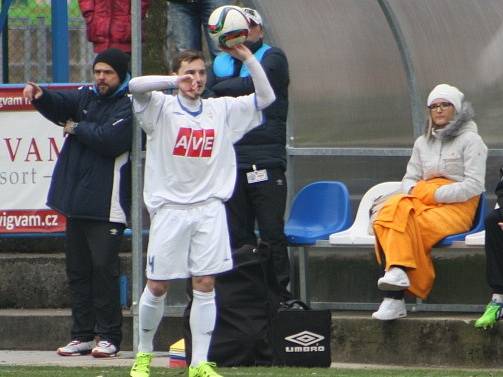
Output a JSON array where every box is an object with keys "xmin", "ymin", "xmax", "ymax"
[
  {"xmin": 484, "ymin": 209, "xmax": 503, "ymax": 294},
  {"xmin": 65, "ymin": 218, "xmax": 124, "ymax": 348},
  {"xmin": 226, "ymin": 167, "xmax": 291, "ymax": 301}
]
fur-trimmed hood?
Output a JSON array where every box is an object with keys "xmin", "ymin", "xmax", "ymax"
[{"xmin": 425, "ymin": 102, "xmax": 477, "ymax": 141}]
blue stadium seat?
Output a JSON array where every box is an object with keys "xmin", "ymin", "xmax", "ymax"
[
  {"xmin": 285, "ymin": 181, "xmax": 352, "ymax": 245},
  {"xmin": 435, "ymin": 192, "xmax": 488, "ymax": 247}
]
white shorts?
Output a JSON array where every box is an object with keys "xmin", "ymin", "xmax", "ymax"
[{"xmin": 146, "ymin": 199, "xmax": 233, "ymax": 280}]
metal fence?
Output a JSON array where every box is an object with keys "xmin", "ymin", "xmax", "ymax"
[{"xmin": 1, "ymin": 3, "xmax": 94, "ymax": 84}]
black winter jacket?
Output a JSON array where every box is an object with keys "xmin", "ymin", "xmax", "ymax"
[
  {"xmin": 209, "ymin": 40, "xmax": 289, "ymax": 171},
  {"xmin": 32, "ymin": 82, "xmax": 133, "ymax": 224},
  {"xmin": 496, "ymin": 168, "xmax": 503, "ymax": 210}
]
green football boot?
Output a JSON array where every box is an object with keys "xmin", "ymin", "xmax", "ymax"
[
  {"xmin": 130, "ymin": 352, "xmax": 153, "ymax": 377},
  {"xmin": 475, "ymin": 301, "xmax": 503, "ymax": 329},
  {"xmin": 188, "ymin": 361, "xmax": 222, "ymax": 377}
]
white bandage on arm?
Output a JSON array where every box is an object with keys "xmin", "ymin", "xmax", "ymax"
[
  {"xmin": 129, "ymin": 75, "xmax": 179, "ymax": 112},
  {"xmin": 244, "ymin": 56, "xmax": 276, "ymax": 110}
]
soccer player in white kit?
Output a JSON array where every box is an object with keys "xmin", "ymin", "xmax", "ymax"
[{"xmin": 129, "ymin": 46, "xmax": 275, "ymax": 377}]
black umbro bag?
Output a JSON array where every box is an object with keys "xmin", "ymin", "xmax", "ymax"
[{"xmin": 272, "ymin": 300, "xmax": 332, "ymax": 367}]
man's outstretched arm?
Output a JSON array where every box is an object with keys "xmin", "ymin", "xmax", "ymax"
[{"xmin": 129, "ymin": 75, "xmax": 193, "ymax": 111}]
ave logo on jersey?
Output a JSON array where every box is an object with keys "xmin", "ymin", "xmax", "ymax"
[{"xmin": 173, "ymin": 127, "xmax": 215, "ymax": 158}]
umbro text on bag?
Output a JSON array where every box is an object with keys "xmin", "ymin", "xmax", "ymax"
[{"xmin": 272, "ymin": 300, "xmax": 331, "ymax": 367}]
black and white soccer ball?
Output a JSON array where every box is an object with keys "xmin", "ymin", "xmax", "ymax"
[{"xmin": 208, "ymin": 6, "xmax": 249, "ymax": 48}]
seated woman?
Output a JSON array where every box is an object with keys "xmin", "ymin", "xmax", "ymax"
[
  {"xmin": 372, "ymin": 83, "xmax": 487, "ymax": 321},
  {"xmin": 475, "ymin": 175, "xmax": 503, "ymax": 329}
]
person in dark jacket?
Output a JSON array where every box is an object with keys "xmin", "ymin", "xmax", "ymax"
[
  {"xmin": 475, "ymin": 169, "xmax": 503, "ymax": 329},
  {"xmin": 78, "ymin": 0, "xmax": 150, "ymax": 54},
  {"xmin": 209, "ymin": 7, "xmax": 291, "ymax": 300},
  {"xmin": 22, "ymin": 48, "xmax": 133, "ymax": 358}
]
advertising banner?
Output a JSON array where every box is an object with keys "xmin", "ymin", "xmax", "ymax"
[{"xmin": 0, "ymin": 85, "xmax": 71, "ymax": 233}]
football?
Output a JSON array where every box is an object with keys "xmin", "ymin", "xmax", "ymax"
[{"xmin": 208, "ymin": 6, "xmax": 249, "ymax": 48}]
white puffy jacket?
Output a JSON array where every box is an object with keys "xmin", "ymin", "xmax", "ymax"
[{"xmin": 401, "ymin": 102, "xmax": 487, "ymax": 203}]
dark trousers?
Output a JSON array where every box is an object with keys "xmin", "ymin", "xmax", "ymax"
[
  {"xmin": 485, "ymin": 209, "xmax": 503, "ymax": 294},
  {"xmin": 384, "ymin": 291, "xmax": 405, "ymax": 299},
  {"xmin": 226, "ymin": 168, "xmax": 291, "ymax": 300},
  {"xmin": 65, "ymin": 218, "xmax": 124, "ymax": 348}
]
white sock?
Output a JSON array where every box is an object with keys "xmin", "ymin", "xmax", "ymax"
[
  {"xmin": 138, "ymin": 286, "xmax": 166, "ymax": 353},
  {"xmin": 190, "ymin": 290, "xmax": 216, "ymax": 367},
  {"xmin": 492, "ymin": 293, "xmax": 503, "ymax": 304}
]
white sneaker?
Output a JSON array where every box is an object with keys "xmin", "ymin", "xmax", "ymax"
[
  {"xmin": 91, "ymin": 340, "xmax": 118, "ymax": 358},
  {"xmin": 372, "ymin": 298, "xmax": 407, "ymax": 320},
  {"xmin": 377, "ymin": 267, "xmax": 410, "ymax": 291},
  {"xmin": 57, "ymin": 340, "xmax": 94, "ymax": 356}
]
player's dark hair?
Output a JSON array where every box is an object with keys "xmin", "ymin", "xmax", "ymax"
[{"xmin": 171, "ymin": 50, "xmax": 206, "ymax": 74}]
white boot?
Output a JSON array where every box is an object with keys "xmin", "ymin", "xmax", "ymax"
[
  {"xmin": 372, "ymin": 298, "xmax": 407, "ymax": 320},
  {"xmin": 377, "ymin": 267, "xmax": 410, "ymax": 291}
]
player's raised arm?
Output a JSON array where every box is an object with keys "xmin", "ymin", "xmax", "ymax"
[
  {"xmin": 129, "ymin": 74, "xmax": 192, "ymax": 113},
  {"xmin": 224, "ymin": 44, "xmax": 276, "ymax": 110},
  {"xmin": 129, "ymin": 75, "xmax": 188, "ymax": 94}
]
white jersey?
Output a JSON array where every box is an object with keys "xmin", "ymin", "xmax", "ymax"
[{"xmin": 136, "ymin": 92, "xmax": 263, "ymax": 214}]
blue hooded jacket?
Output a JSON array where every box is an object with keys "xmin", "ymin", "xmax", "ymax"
[{"xmin": 31, "ymin": 78, "xmax": 133, "ymax": 224}]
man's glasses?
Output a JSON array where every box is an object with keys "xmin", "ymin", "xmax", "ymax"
[{"xmin": 428, "ymin": 102, "xmax": 453, "ymax": 112}]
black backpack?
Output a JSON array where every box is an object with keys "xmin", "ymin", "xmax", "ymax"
[{"xmin": 184, "ymin": 242, "xmax": 281, "ymax": 366}]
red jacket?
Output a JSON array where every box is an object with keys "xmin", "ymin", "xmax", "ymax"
[{"xmin": 78, "ymin": 0, "xmax": 150, "ymax": 53}]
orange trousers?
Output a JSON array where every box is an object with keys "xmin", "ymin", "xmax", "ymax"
[{"xmin": 373, "ymin": 178, "xmax": 479, "ymax": 299}]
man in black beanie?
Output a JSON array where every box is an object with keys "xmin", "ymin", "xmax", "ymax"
[
  {"xmin": 22, "ymin": 47, "xmax": 132, "ymax": 358},
  {"xmin": 93, "ymin": 48, "xmax": 130, "ymax": 91}
]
